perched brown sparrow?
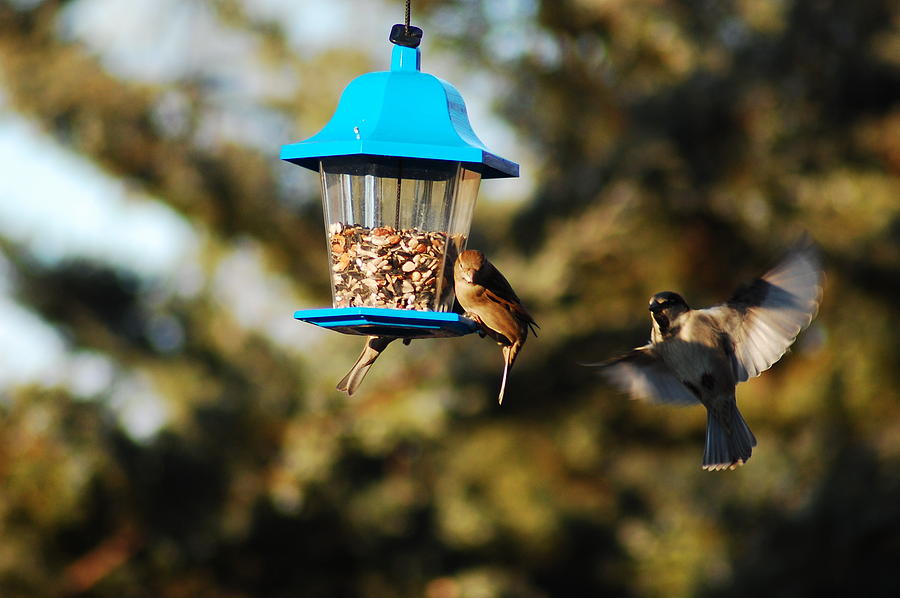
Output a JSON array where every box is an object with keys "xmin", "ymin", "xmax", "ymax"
[
  {"xmin": 591, "ymin": 241, "xmax": 823, "ymax": 470},
  {"xmin": 454, "ymin": 249, "xmax": 539, "ymax": 404},
  {"xmin": 337, "ymin": 336, "xmax": 409, "ymax": 396}
]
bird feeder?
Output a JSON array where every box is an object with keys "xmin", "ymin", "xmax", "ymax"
[{"xmin": 286, "ymin": 24, "xmax": 518, "ymax": 338}]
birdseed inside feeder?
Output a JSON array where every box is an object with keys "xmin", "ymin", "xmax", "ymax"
[{"xmin": 285, "ymin": 24, "xmax": 518, "ymax": 338}]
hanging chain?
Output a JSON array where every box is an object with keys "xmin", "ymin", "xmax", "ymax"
[{"xmin": 405, "ymin": 0, "xmax": 411, "ymax": 33}]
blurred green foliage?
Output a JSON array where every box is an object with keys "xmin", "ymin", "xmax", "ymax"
[{"xmin": 1, "ymin": 0, "xmax": 899, "ymax": 597}]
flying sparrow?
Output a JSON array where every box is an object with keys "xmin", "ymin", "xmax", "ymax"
[{"xmin": 592, "ymin": 240, "xmax": 823, "ymax": 470}]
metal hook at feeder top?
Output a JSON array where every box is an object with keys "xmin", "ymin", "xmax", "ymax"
[{"xmin": 389, "ymin": 23, "xmax": 423, "ymax": 48}]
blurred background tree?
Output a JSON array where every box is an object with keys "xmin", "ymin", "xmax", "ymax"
[{"xmin": 0, "ymin": 0, "xmax": 898, "ymax": 597}]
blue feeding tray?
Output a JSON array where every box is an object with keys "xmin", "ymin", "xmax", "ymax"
[{"xmin": 294, "ymin": 307, "xmax": 479, "ymax": 339}]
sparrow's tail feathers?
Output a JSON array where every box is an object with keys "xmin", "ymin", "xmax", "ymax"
[
  {"xmin": 336, "ymin": 361, "xmax": 371, "ymax": 396},
  {"xmin": 337, "ymin": 351, "xmax": 378, "ymax": 396},
  {"xmin": 702, "ymin": 402, "xmax": 757, "ymax": 471},
  {"xmin": 498, "ymin": 348, "xmax": 511, "ymax": 405},
  {"xmin": 337, "ymin": 338, "xmax": 394, "ymax": 396}
]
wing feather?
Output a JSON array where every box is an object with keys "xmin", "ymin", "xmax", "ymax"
[
  {"xmin": 708, "ymin": 240, "xmax": 823, "ymax": 382},
  {"xmin": 592, "ymin": 346, "xmax": 700, "ymax": 406},
  {"xmin": 480, "ymin": 263, "xmax": 539, "ymax": 335}
]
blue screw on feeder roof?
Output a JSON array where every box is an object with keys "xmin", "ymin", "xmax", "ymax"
[{"xmin": 280, "ymin": 44, "xmax": 519, "ymax": 179}]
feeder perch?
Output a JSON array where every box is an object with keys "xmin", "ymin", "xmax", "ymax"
[{"xmin": 285, "ymin": 25, "xmax": 519, "ymax": 338}]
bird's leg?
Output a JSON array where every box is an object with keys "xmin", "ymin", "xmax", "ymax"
[{"xmin": 460, "ymin": 311, "xmax": 487, "ymax": 337}]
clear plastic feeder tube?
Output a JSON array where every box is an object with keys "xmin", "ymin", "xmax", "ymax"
[{"xmin": 320, "ymin": 157, "xmax": 481, "ymax": 312}]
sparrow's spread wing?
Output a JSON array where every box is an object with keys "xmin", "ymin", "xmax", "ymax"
[
  {"xmin": 708, "ymin": 242, "xmax": 822, "ymax": 382},
  {"xmin": 594, "ymin": 346, "xmax": 699, "ymax": 406}
]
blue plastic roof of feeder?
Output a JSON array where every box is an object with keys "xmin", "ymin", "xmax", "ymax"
[{"xmin": 280, "ymin": 44, "xmax": 519, "ymax": 179}]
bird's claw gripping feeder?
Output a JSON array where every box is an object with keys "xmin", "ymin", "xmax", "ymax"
[{"xmin": 286, "ymin": 21, "xmax": 518, "ymax": 339}]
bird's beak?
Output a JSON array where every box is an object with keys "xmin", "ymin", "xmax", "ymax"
[{"xmin": 462, "ymin": 271, "xmax": 474, "ymax": 284}]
